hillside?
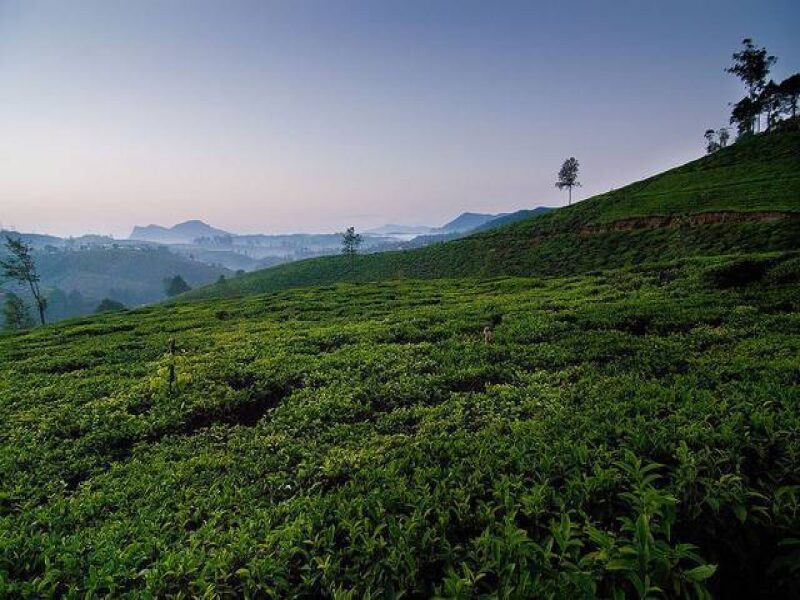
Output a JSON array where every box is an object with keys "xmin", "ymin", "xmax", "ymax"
[
  {"xmin": 182, "ymin": 129, "xmax": 800, "ymax": 301},
  {"xmin": 1, "ymin": 252, "xmax": 799, "ymax": 597},
  {"xmin": 1, "ymin": 246, "xmax": 229, "ymax": 323},
  {"xmin": 471, "ymin": 207, "xmax": 553, "ymax": 232},
  {"xmin": 438, "ymin": 212, "xmax": 501, "ymax": 233}
]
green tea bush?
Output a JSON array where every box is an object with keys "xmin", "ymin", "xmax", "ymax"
[
  {"xmin": 766, "ymin": 256, "xmax": 800, "ymax": 285},
  {"xmin": 0, "ymin": 254, "xmax": 798, "ymax": 598}
]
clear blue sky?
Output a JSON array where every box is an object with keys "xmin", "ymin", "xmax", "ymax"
[{"xmin": 1, "ymin": 0, "xmax": 798, "ymax": 237}]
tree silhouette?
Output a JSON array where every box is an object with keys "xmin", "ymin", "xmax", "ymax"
[
  {"xmin": 777, "ymin": 74, "xmax": 800, "ymax": 119},
  {"xmin": 0, "ymin": 236, "xmax": 47, "ymax": 325},
  {"xmin": 730, "ymin": 97, "xmax": 758, "ymax": 137},
  {"xmin": 726, "ymin": 38, "xmax": 776, "ymax": 133},
  {"xmin": 555, "ymin": 157, "xmax": 581, "ymax": 205},
  {"xmin": 704, "ymin": 129, "xmax": 719, "ymax": 154},
  {"xmin": 341, "ymin": 227, "xmax": 363, "ymax": 275},
  {"xmin": 717, "ymin": 128, "xmax": 730, "ymax": 148},
  {"xmin": 760, "ymin": 80, "xmax": 786, "ymax": 130},
  {"xmin": 95, "ymin": 298, "xmax": 126, "ymax": 313},
  {"xmin": 164, "ymin": 275, "xmax": 192, "ymax": 297}
]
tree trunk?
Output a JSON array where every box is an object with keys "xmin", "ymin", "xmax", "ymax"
[
  {"xmin": 27, "ymin": 279, "xmax": 45, "ymax": 325},
  {"xmin": 568, "ymin": 186, "xmax": 572, "ymax": 205}
]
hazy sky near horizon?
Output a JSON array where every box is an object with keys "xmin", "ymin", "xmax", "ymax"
[{"xmin": 1, "ymin": 0, "xmax": 798, "ymax": 237}]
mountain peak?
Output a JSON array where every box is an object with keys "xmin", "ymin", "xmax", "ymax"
[
  {"xmin": 438, "ymin": 212, "xmax": 505, "ymax": 233},
  {"xmin": 129, "ymin": 220, "xmax": 231, "ymax": 243}
]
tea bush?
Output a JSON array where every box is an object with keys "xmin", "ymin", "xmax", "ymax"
[{"xmin": 0, "ymin": 253, "xmax": 798, "ymax": 598}]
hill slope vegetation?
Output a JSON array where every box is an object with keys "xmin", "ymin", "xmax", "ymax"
[
  {"xmin": 1, "ymin": 253, "xmax": 799, "ymax": 597},
  {"xmin": 182, "ymin": 130, "xmax": 800, "ymax": 301}
]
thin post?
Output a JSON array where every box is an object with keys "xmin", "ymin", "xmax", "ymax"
[{"xmin": 167, "ymin": 337, "xmax": 176, "ymax": 395}]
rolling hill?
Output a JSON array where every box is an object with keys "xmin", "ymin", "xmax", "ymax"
[
  {"xmin": 182, "ymin": 128, "xmax": 800, "ymax": 301},
  {"xmin": 2, "ymin": 251, "xmax": 799, "ymax": 597},
  {"xmin": 2, "ymin": 128, "xmax": 800, "ymax": 598},
  {"xmin": 0, "ymin": 245, "xmax": 229, "ymax": 323}
]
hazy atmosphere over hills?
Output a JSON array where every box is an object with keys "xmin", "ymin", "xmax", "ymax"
[
  {"xmin": 1, "ymin": 0, "xmax": 797, "ymax": 236},
  {"xmin": 1, "ymin": 1, "xmax": 800, "ymax": 598}
]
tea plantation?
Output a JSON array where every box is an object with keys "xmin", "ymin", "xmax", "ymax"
[
  {"xmin": 1, "ymin": 252, "xmax": 799, "ymax": 597},
  {"xmin": 182, "ymin": 128, "xmax": 800, "ymax": 302}
]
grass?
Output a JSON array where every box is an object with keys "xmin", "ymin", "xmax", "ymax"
[
  {"xmin": 182, "ymin": 129, "xmax": 800, "ymax": 302},
  {"xmin": 1, "ymin": 252, "xmax": 799, "ymax": 597}
]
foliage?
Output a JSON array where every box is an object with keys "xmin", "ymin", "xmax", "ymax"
[
  {"xmin": 777, "ymin": 74, "xmax": 800, "ymax": 119},
  {"xmin": 730, "ymin": 97, "xmax": 759, "ymax": 136},
  {"xmin": 164, "ymin": 275, "xmax": 192, "ymax": 297},
  {"xmin": 0, "ymin": 246, "xmax": 230, "ymax": 322},
  {"xmin": 0, "ymin": 235, "xmax": 47, "ymax": 325},
  {"xmin": 703, "ymin": 130, "xmax": 719, "ymax": 154},
  {"xmin": 726, "ymin": 38, "xmax": 776, "ymax": 105},
  {"xmin": 341, "ymin": 227, "xmax": 363, "ymax": 257},
  {"xmin": 726, "ymin": 38, "xmax": 775, "ymax": 93},
  {"xmin": 95, "ymin": 298, "xmax": 126, "ymax": 313},
  {"xmin": 1, "ymin": 254, "xmax": 799, "ymax": 597},
  {"xmin": 556, "ymin": 157, "xmax": 581, "ymax": 204},
  {"xmin": 341, "ymin": 227, "xmax": 363, "ymax": 278},
  {"xmin": 717, "ymin": 128, "xmax": 730, "ymax": 148},
  {"xmin": 2, "ymin": 292, "xmax": 34, "ymax": 330}
]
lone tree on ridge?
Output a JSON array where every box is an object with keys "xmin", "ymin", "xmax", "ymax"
[
  {"xmin": 555, "ymin": 157, "xmax": 581, "ymax": 205},
  {"xmin": 341, "ymin": 227, "xmax": 362, "ymax": 274}
]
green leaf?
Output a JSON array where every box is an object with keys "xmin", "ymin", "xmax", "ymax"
[{"xmin": 684, "ymin": 564, "xmax": 717, "ymax": 582}]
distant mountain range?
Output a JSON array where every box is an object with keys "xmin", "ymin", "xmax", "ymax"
[
  {"xmin": 128, "ymin": 209, "xmax": 554, "ymax": 248},
  {"xmin": 368, "ymin": 208, "xmax": 553, "ymax": 237},
  {"xmin": 130, "ymin": 220, "xmax": 231, "ymax": 243},
  {"xmin": 438, "ymin": 212, "xmax": 501, "ymax": 233},
  {"xmin": 180, "ymin": 128, "xmax": 800, "ymax": 303},
  {"xmin": 0, "ymin": 207, "xmax": 554, "ymax": 324}
]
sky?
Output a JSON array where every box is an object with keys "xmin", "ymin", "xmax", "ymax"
[{"xmin": 0, "ymin": 0, "xmax": 798, "ymax": 238}]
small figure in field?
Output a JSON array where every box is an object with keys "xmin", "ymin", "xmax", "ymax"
[{"xmin": 483, "ymin": 325, "xmax": 494, "ymax": 345}]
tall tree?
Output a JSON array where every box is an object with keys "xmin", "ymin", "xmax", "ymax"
[
  {"xmin": 777, "ymin": 73, "xmax": 800, "ymax": 119},
  {"xmin": 760, "ymin": 80, "xmax": 783, "ymax": 130},
  {"xmin": 730, "ymin": 97, "xmax": 758, "ymax": 137},
  {"xmin": 164, "ymin": 275, "xmax": 192, "ymax": 297},
  {"xmin": 717, "ymin": 128, "xmax": 730, "ymax": 148},
  {"xmin": 704, "ymin": 129, "xmax": 719, "ymax": 154},
  {"xmin": 555, "ymin": 157, "xmax": 581, "ymax": 205},
  {"xmin": 2, "ymin": 292, "xmax": 34, "ymax": 330},
  {"xmin": 726, "ymin": 38, "xmax": 776, "ymax": 133},
  {"xmin": 341, "ymin": 227, "xmax": 362, "ymax": 273},
  {"xmin": 0, "ymin": 236, "xmax": 47, "ymax": 325}
]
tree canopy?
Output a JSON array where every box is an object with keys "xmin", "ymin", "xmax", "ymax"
[
  {"xmin": 341, "ymin": 227, "xmax": 363, "ymax": 257},
  {"xmin": 164, "ymin": 275, "xmax": 192, "ymax": 297},
  {"xmin": 95, "ymin": 298, "xmax": 126, "ymax": 313},
  {"xmin": 2, "ymin": 292, "xmax": 34, "ymax": 330},
  {"xmin": 0, "ymin": 236, "xmax": 47, "ymax": 325},
  {"xmin": 555, "ymin": 157, "xmax": 581, "ymax": 205}
]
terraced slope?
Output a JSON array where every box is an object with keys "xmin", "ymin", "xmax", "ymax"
[
  {"xmin": 183, "ymin": 129, "xmax": 800, "ymax": 301},
  {"xmin": 1, "ymin": 252, "xmax": 799, "ymax": 597}
]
